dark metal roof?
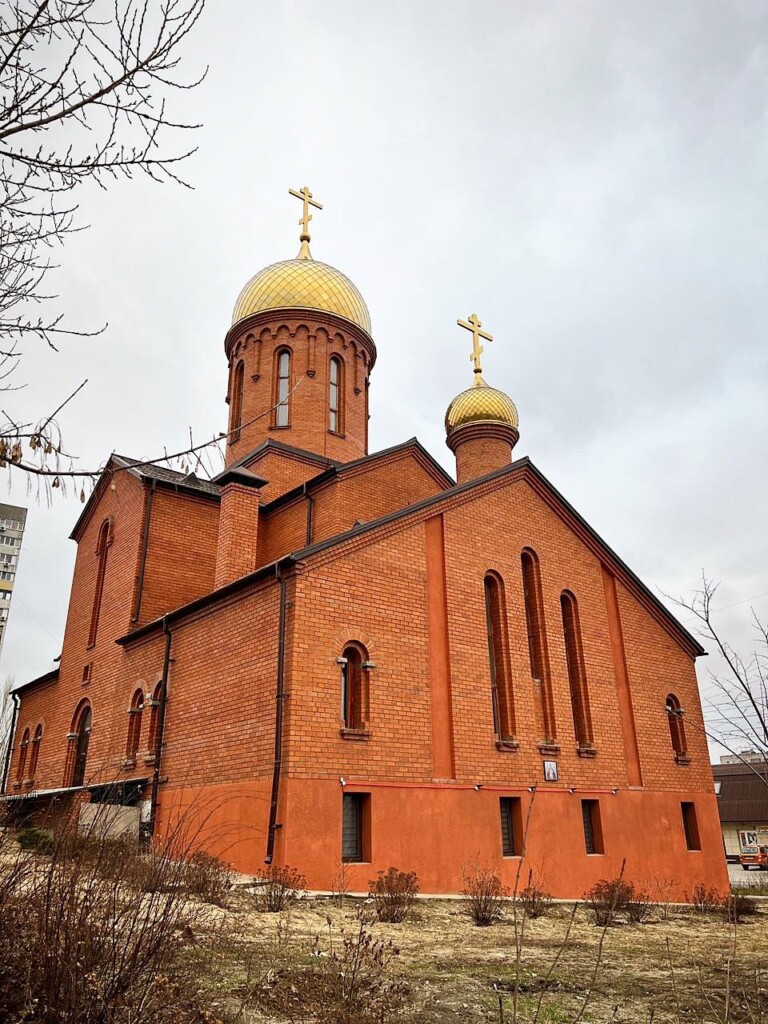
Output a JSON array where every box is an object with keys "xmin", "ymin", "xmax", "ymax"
[
  {"xmin": 713, "ymin": 762, "xmax": 768, "ymax": 822},
  {"xmin": 112, "ymin": 456, "xmax": 220, "ymax": 497},
  {"xmin": 11, "ymin": 668, "xmax": 59, "ymax": 695}
]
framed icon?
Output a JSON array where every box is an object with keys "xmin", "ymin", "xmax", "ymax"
[{"xmin": 543, "ymin": 760, "xmax": 558, "ymax": 782}]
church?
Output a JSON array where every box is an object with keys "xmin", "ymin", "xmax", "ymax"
[{"xmin": 1, "ymin": 188, "xmax": 728, "ymax": 898}]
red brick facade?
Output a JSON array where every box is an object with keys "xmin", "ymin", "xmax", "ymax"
[{"xmin": 2, "ymin": 283, "xmax": 728, "ymax": 900}]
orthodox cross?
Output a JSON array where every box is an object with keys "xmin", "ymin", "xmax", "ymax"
[
  {"xmin": 289, "ymin": 185, "xmax": 323, "ymax": 241},
  {"xmin": 457, "ymin": 313, "xmax": 493, "ymax": 376}
]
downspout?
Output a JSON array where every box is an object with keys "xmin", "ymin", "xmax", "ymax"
[
  {"xmin": 131, "ymin": 478, "xmax": 156, "ymax": 623},
  {"xmin": 146, "ymin": 615, "xmax": 172, "ymax": 841},
  {"xmin": 1, "ymin": 691, "xmax": 20, "ymax": 794},
  {"xmin": 266, "ymin": 565, "xmax": 289, "ymax": 863},
  {"xmin": 304, "ymin": 483, "xmax": 314, "ymax": 546}
]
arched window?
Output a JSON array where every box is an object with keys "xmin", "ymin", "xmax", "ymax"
[
  {"xmin": 88, "ymin": 520, "xmax": 111, "ymax": 647},
  {"xmin": 329, "ymin": 355, "xmax": 344, "ymax": 433},
  {"xmin": 274, "ymin": 348, "xmax": 291, "ymax": 427},
  {"xmin": 484, "ymin": 572, "xmax": 516, "ymax": 742},
  {"xmin": 230, "ymin": 360, "xmax": 245, "ymax": 442},
  {"xmin": 28, "ymin": 723, "xmax": 43, "ymax": 779},
  {"xmin": 70, "ymin": 703, "xmax": 92, "ymax": 788},
  {"xmin": 147, "ymin": 682, "xmax": 163, "ymax": 755},
  {"xmin": 521, "ymin": 548, "xmax": 556, "ymax": 744},
  {"xmin": 16, "ymin": 727, "xmax": 30, "ymax": 781},
  {"xmin": 666, "ymin": 694, "xmax": 688, "ymax": 760},
  {"xmin": 341, "ymin": 644, "xmax": 369, "ymax": 731},
  {"xmin": 126, "ymin": 689, "xmax": 144, "ymax": 761},
  {"xmin": 560, "ymin": 591, "xmax": 594, "ymax": 750}
]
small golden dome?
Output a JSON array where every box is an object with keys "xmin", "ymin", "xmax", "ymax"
[
  {"xmin": 232, "ymin": 258, "xmax": 371, "ymax": 335},
  {"xmin": 445, "ymin": 376, "xmax": 519, "ymax": 433}
]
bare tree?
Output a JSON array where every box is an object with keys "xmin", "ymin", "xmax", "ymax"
[
  {"xmin": 0, "ymin": 0, "xmax": 206, "ymax": 487},
  {"xmin": 669, "ymin": 575, "xmax": 768, "ymax": 786}
]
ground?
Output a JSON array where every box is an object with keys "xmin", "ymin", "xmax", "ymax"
[{"xmin": 206, "ymin": 887, "xmax": 768, "ymax": 1023}]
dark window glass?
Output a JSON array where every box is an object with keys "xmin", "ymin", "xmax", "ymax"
[
  {"xmin": 230, "ymin": 360, "xmax": 244, "ymax": 441},
  {"xmin": 342, "ymin": 792, "xmax": 368, "ymax": 862},
  {"xmin": 126, "ymin": 689, "xmax": 144, "ymax": 759},
  {"xmin": 72, "ymin": 706, "xmax": 92, "ymax": 788},
  {"xmin": 342, "ymin": 646, "xmax": 366, "ymax": 730},
  {"xmin": 500, "ymin": 797, "xmax": 522, "ymax": 856},
  {"xmin": 681, "ymin": 802, "xmax": 701, "ymax": 850},
  {"xmin": 28, "ymin": 724, "xmax": 42, "ymax": 778},
  {"xmin": 485, "ymin": 573, "xmax": 515, "ymax": 741},
  {"xmin": 582, "ymin": 799, "xmax": 603, "ymax": 854},
  {"xmin": 666, "ymin": 694, "xmax": 687, "ymax": 758},
  {"xmin": 561, "ymin": 591, "xmax": 594, "ymax": 749}
]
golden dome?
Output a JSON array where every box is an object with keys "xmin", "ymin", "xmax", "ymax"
[
  {"xmin": 445, "ymin": 376, "xmax": 519, "ymax": 433},
  {"xmin": 232, "ymin": 258, "xmax": 371, "ymax": 335}
]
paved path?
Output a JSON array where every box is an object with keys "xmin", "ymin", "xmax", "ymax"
[{"xmin": 729, "ymin": 861, "xmax": 768, "ymax": 888}]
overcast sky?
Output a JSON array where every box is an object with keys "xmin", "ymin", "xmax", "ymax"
[{"xmin": 3, "ymin": 1, "xmax": 767, "ymax": 758}]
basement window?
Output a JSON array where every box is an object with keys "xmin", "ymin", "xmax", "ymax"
[
  {"xmin": 499, "ymin": 797, "xmax": 523, "ymax": 857},
  {"xmin": 342, "ymin": 792, "xmax": 370, "ymax": 863},
  {"xmin": 681, "ymin": 802, "xmax": 701, "ymax": 851},
  {"xmin": 581, "ymin": 799, "xmax": 604, "ymax": 855}
]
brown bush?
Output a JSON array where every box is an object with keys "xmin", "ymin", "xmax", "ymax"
[
  {"xmin": 626, "ymin": 887, "xmax": 653, "ymax": 924},
  {"xmin": 369, "ymin": 867, "xmax": 420, "ymax": 923},
  {"xmin": 689, "ymin": 882, "xmax": 721, "ymax": 914},
  {"xmin": 183, "ymin": 850, "xmax": 231, "ymax": 905},
  {"xmin": 584, "ymin": 877, "xmax": 634, "ymax": 926},
  {"xmin": 254, "ymin": 863, "xmax": 306, "ymax": 912},
  {"xmin": 722, "ymin": 893, "xmax": 758, "ymax": 923},
  {"xmin": 519, "ymin": 881, "xmax": 552, "ymax": 919},
  {"xmin": 461, "ymin": 863, "xmax": 508, "ymax": 925}
]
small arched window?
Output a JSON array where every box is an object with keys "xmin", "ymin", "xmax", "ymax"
[
  {"xmin": 16, "ymin": 727, "xmax": 30, "ymax": 781},
  {"xmin": 560, "ymin": 591, "xmax": 594, "ymax": 750},
  {"xmin": 126, "ymin": 689, "xmax": 144, "ymax": 761},
  {"xmin": 88, "ymin": 519, "xmax": 111, "ymax": 648},
  {"xmin": 275, "ymin": 349, "xmax": 291, "ymax": 427},
  {"xmin": 484, "ymin": 572, "xmax": 516, "ymax": 742},
  {"xmin": 341, "ymin": 644, "xmax": 369, "ymax": 731},
  {"xmin": 70, "ymin": 703, "xmax": 92, "ymax": 788},
  {"xmin": 147, "ymin": 682, "xmax": 163, "ymax": 755},
  {"xmin": 666, "ymin": 694, "xmax": 688, "ymax": 761},
  {"xmin": 521, "ymin": 548, "xmax": 556, "ymax": 744},
  {"xmin": 28, "ymin": 723, "xmax": 43, "ymax": 779},
  {"xmin": 230, "ymin": 360, "xmax": 245, "ymax": 442},
  {"xmin": 329, "ymin": 355, "xmax": 344, "ymax": 434}
]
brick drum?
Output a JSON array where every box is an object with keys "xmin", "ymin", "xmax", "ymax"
[{"xmin": 2, "ymin": 245, "xmax": 728, "ymax": 900}]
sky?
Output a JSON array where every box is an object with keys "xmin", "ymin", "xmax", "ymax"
[{"xmin": 2, "ymin": 1, "xmax": 767, "ymax": 758}]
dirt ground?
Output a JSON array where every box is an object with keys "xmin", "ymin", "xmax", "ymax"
[{"xmin": 206, "ymin": 891, "xmax": 768, "ymax": 1024}]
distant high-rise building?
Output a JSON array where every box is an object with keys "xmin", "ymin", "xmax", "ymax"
[{"xmin": 0, "ymin": 503, "xmax": 27, "ymax": 658}]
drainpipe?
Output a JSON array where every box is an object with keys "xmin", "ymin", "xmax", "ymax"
[
  {"xmin": 304, "ymin": 484, "xmax": 314, "ymax": 546},
  {"xmin": 131, "ymin": 478, "xmax": 156, "ymax": 623},
  {"xmin": 146, "ymin": 615, "xmax": 172, "ymax": 841},
  {"xmin": 266, "ymin": 565, "xmax": 289, "ymax": 863},
  {"xmin": 1, "ymin": 691, "xmax": 20, "ymax": 794}
]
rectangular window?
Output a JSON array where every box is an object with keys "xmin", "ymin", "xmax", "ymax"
[
  {"xmin": 500, "ymin": 797, "xmax": 523, "ymax": 856},
  {"xmin": 681, "ymin": 802, "xmax": 701, "ymax": 851},
  {"xmin": 582, "ymin": 799, "xmax": 604, "ymax": 854},
  {"xmin": 342, "ymin": 792, "xmax": 370, "ymax": 863}
]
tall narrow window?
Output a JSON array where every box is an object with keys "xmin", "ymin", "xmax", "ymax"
[
  {"xmin": 88, "ymin": 520, "xmax": 111, "ymax": 648},
  {"xmin": 275, "ymin": 349, "xmax": 291, "ymax": 427},
  {"xmin": 28, "ymin": 724, "xmax": 43, "ymax": 779},
  {"xmin": 560, "ymin": 591, "xmax": 594, "ymax": 751},
  {"xmin": 126, "ymin": 689, "xmax": 144, "ymax": 761},
  {"xmin": 70, "ymin": 704, "xmax": 92, "ymax": 787},
  {"xmin": 499, "ymin": 797, "xmax": 523, "ymax": 856},
  {"xmin": 681, "ymin": 802, "xmax": 701, "ymax": 851},
  {"xmin": 230, "ymin": 360, "xmax": 244, "ymax": 442},
  {"xmin": 666, "ymin": 694, "xmax": 688, "ymax": 761},
  {"xmin": 342, "ymin": 792, "xmax": 370, "ymax": 862},
  {"xmin": 581, "ymin": 799, "xmax": 604, "ymax": 854},
  {"xmin": 521, "ymin": 548, "xmax": 556, "ymax": 744},
  {"xmin": 329, "ymin": 355, "xmax": 343, "ymax": 433},
  {"xmin": 484, "ymin": 573, "xmax": 516, "ymax": 742},
  {"xmin": 16, "ymin": 728, "xmax": 30, "ymax": 781},
  {"xmin": 341, "ymin": 645, "xmax": 369, "ymax": 731}
]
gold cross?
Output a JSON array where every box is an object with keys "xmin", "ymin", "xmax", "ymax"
[
  {"xmin": 457, "ymin": 313, "xmax": 493, "ymax": 376},
  {"xmin": 288, "ymin": 185, "xmax": 323, "ymax": 240}
]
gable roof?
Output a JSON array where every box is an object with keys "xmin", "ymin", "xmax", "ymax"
[
  {"xmin": 118, "ymin": 454, "xmax": 703, "ymax": 658},
  {"xmin": 221, "ymin": 439, "xmax": 340, "ymax": 477},
  {"xmin": 11, "ymin": 668, "xmax": 59, "ymax": 696},
  {"xmin": 712, "ymin": 761, "xmax": 768, "ymax": 822}
]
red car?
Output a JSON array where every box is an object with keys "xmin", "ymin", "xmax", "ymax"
[{"xmin": 739, "ymin": 845, "xmax": 768, "ymax": 870}]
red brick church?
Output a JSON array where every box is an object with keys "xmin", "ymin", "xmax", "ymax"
[{"xmin": 1, "ymin": 189, "xmax": 728, "ymax": 897}]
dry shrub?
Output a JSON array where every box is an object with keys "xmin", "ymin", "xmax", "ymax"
[
  {"xmin": 519, "ymin": 881, "xmax": 552, "ymax": 919},
  {"xmin": 0, "ymin": 813, "xmax": 221, "ymax": 1023},
  {"xmin": 183, "ymin": 850, "xmax": 231, "ymax": 905},
  {"xmin": 461, "ymin": 863, "xmax": 508, "ymax": 926},
  {"xmin": 15, "ymin": 825, "xmax": 54, "ymax": 853},
  {"xmin": 689, "ymin": 882, "xmax": 721, "ymax": 914},
  {"xmin": 626, "ymin": 887, "xmax": 653, "ymax": 924},
  {"xmin": 722, "ymin": 893, "xmax": 758, "ymax": 923},
  {"xmin": 369, "ymin": 866, "xmax": 419, "ymax": 923},
  {"xmin": 254, "ymin": 863, "xmax": 306, "ymax": 912},
  {"xmin": 584, "ymin": 877, "xmax": 634, "ymax": 926},
  {"xmin": 253, "ymin": 910, "xmax": 410, "ymax": 1024}
]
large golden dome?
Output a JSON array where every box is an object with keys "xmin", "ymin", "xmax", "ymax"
[
  {"xmin": 445, "ymin": 376, "xmax": 519, "ymax": 433},
  {"xmin": 232, "ymin": 258, "xmax": 371, "ymax": 335}
]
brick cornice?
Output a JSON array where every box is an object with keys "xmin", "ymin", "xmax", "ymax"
[{"xmin": 224, "ymin": 308, "xmax": 376, "ymax": 370}]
